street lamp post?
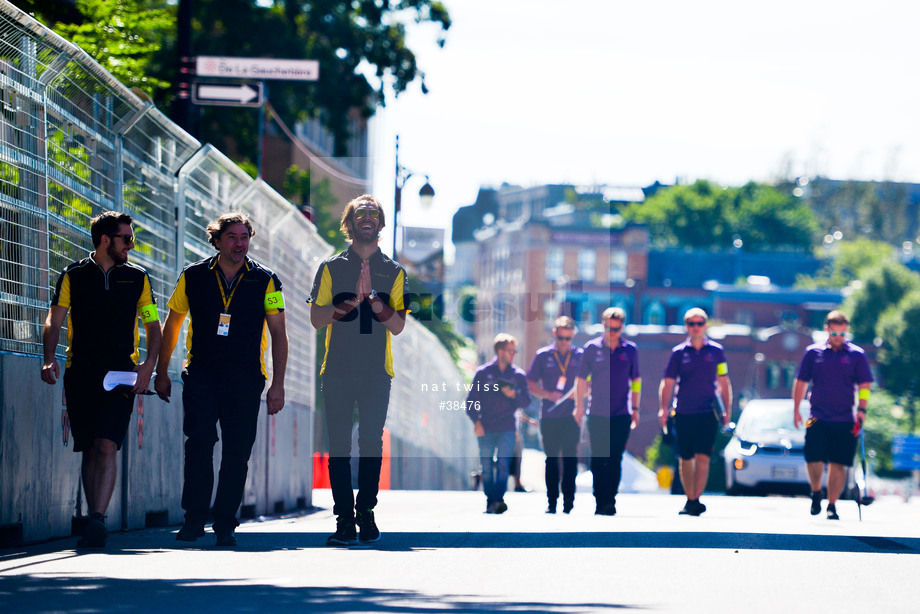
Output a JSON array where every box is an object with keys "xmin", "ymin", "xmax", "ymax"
[{"xmin": 393, "ymin": 134, "xmax": 434, "ymax": 261}]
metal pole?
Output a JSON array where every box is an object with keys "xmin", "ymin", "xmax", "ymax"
[
  {"xmin": 257, "ymin": 82, "xmax": 267, "ymax": 179},
  {"xmin": 393, "ymin": 134, "xmax": 401, "ymax": 261}
]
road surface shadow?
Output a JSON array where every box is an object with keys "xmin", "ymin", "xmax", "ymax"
[{"xmin": 0, "ymin": 575, "xmax": 638, "ymax": 613}]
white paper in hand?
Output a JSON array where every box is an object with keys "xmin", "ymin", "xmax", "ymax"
[{"xmin": 103, "ymin": 371, "xmax": 138, "ymax": 391}]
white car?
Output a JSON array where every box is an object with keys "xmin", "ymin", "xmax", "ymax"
[{"xmin": 724, "ymin": 398, "xmax": 855, "ymax": 496}]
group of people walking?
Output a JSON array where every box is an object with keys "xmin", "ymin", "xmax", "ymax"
[
  {"xmin": 468, "ymin": 308, "xmax": 872, "ymax": 523},
  {"xmin": 40, "ymin": 193, "xmax": 873, "ymax": 550}
]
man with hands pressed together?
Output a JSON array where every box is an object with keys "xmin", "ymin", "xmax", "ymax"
[
  {"xmin": 793, "ymin": 310, "xmax": 872, "ymax": 520},
  {"xmin": 308, "ymin": 194, "xmax": 408, "ymax": 546},
  {"xmin": 155, "ymin": 212, "xmax": 287, "ymax": 547}
]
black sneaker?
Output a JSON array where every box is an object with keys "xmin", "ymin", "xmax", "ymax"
[
  {"xmin": 215, "ymin": 528, "xmax": 237, "ymax": 547},
  {"xmin": 679, "ymin": 501, "xmax": 693, "ymax": 515},
  {"xmin": 77, "ymin": 513, "xmax": 107, "ymax": 548},
  {"xmin": 562, "ymin": 501, "xmax": 574, "ymax": 514},
  {"xmin": 826, "ymin": 504, "xmax": 839, "ymax": 520},
  {"xmin": 689, "ymin": 500, "xmax": 706, "ymax": 516},
  {"xmin": 493, "ymin": 501, "xmax": 508, "ymax": 514},
  {"xmin": 176, "ymin": 522, "xmax": 206, "ymax": 542},
  {"xmin": 600, "ymin": 503, "xmax": 616, "ymax": 516},
  {"xmin": 327, "ymin": 518, "xmax": 357, "ymax": 546},
  {"xmin": 356, "ymin": 509, "xmax": 380, "ymax": 544},
  {"xmin": 545, "ymin": 503, "xmax": 557, "ymax": 514},
  {"xmin": 810, "ymin": 491, "xmax": 822, "ymax": 516}
]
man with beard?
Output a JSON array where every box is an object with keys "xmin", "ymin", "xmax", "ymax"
[
  {"xmin": 793, "ymin": 310, "xmax": 872, "ymax": 520},
  {"xmin": 155, "ymin": 212, "xmax": 288, "ymax": 547},
  {"xmin": 41, "ymin": 211, "xmax": 162, "ymax": 548},
  {"xmin": 308, "ymin": 195, "xmax": 408, "ymax": 546}
]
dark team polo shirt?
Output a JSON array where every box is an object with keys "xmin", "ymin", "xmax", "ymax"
[
  {"xmin": 51, "ymin": 254, "xmax": 158, "ymax": 369},
  {"xmin": 663, "ymin": 337, "xmax": 727, "ymax": 415},
  {"xmin": 307, "ymin": 245, "xmax": 408, "ymax": 378},
  {"xmin": 527, "ymin": 344, "xmax": 583, "ymax": 419},
  {"xmin": 465, "ymin": 359, "xmax": 532, "ymax": 432},
  {"xmin": 578, "ymin": 336, "xmax": 640, "ymax": 418},
  {"xmin": 796, "ymin": 341, "xmax": 873, "ymax": 422},
  {"xmin": 167, "ymin": 256, "xmax": 283, "ymax": 377}
]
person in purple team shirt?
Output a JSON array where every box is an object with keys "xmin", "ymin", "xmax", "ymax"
[
  {"xmin": 658, "ymin": 308, "xmax": 731, "ymax": 516},
  {"xmin": 793, "ymin": 310, "xmax": 872, "ymax": 520},
  {"xmin": 467, "ymin": 334, "xmax": 532, "ymax": 514},
  {"xmin": 575, "ymin": 308, "xmax": 641, "ymax": 516},
  {"xmin": 528, "ymin": 316, "xmax": 584, "ymax": 514}
]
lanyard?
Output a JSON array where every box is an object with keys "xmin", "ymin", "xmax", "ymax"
[
  {"xmin": 215, "ymin": 269, "xmax": 244, "ymax": 312},
  {"xmin": 553, "ymin": 350, "xmax": 571, "ymax": 375}
]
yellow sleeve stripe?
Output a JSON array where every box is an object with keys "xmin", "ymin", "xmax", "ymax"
[
  {"xmin": 265, "ymin": 290, "xmax": 284, "ymax": 312},
  {"xmin": 858, "ymin": 388, "xmax": 871, "ymax": 402},
  {"xmin": 312, "ymin": 264, "xmax": 332, "ymax": 306},
  {"xmin": 389, "ymin": 269, "xmax": 407, "ymax": 312},
  {"xmin": 630, "ymin": 379, "xmax": 642, "ymax": 393},
  {"xmin": 167, "ymin": 273, "xmax": 190, "ymax": 314},
  {"xmin": 717, "ymin": 362, "xmax": 728, "ymax": 376},
  {"xmin": 57, "ymin": 272, "xmax": 72, "ymax": 308}
]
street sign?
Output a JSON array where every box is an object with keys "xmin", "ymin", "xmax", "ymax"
[
  {"xmin": 892, "ymin": 434, "xmax": 920, "ymax": 470},
  {"xmin": 196, "ymin": 56, "xmax": 319, "ymax": 82},
  {"xmin": 192, "ymin": 82, "xmax": 264, "ymax": 108}
]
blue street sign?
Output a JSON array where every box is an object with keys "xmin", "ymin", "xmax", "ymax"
[{"xmin": 892, "ymin": 434, "xmax": 920, "ymax": 471}]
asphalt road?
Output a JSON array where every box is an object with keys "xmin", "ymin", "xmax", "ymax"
[{"xmin": 2, "ymin": 487, "xmax": 918, "ymax": 614}]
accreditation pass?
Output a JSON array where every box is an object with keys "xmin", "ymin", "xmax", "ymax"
[{"xmin": 217, "ymin": 313, "xmax": 231, "ymax": 336}]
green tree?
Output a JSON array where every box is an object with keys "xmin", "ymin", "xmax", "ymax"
[
  {"xmin": 622, "ymin": 180, "xmax": 818, "ymax": 251},
  {"xmin": 842, "ymin": 260, "xmax": 920, "ymax": 344},
  {"xmin": 796, "ymin": 238, "xmax": 895, "ymax": 289},
  {"xmin": 22, "ymin": 0, "xmax": 175, "ymax": 95},
  {"xmin": 876, "ymin": 290, "xmax": 920, "ymax": 430}
]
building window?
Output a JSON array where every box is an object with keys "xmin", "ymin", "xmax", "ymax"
[
  {"xmin": 578, "ymin": 249, "xmax": 596, "ymax": 282},
  {"xmin": 546, "ymin": 248, "xmax": 564, "ymax": 281},
  {"xmin": 609, "ymin": 250, "xmax": 627, "ymax": 283}
]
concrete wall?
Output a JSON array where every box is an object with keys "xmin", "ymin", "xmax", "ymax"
[{"xmin": 0, "ymin": 352, "xmax": 313, "ymax": 545}]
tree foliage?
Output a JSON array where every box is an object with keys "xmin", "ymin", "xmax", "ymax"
[
  {"xmin": 171, "ymin": 0, "xmax": 450, "ymax": 159},
  {"xmin": 796, "ymin": 239, "xmax": 896, "ymax": 289},
  {"xmin": 842, "ymin": 260, "xmax": 920, "ymax": 343},
  {"xmin": 876, "ymin": 290, "xmax": 920, "ymax": 405},
  {"xmin": 18, "ymin": 0, "xmax": 175, "ymax": 94},
  {"xmin": 622, "ymin": 180, "xmax": 819, "ymax": 251}
]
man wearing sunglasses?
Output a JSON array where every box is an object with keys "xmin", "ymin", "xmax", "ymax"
[
  {"xmin": 527, "ymin": 316, "xmax": 583, "ymax": 514},
  {"xmin": 658, "ymin": 308, "xmax": 731, "ymax": 516},
  {"xmin": 308, "ymin": 194, "xmax": 408, "ymax": 545},
  {"xmin": 792, "ymin": 310, "xmax": 872, "ymax": 520},
  {"xmin": 575, "ymin": 307, "xmax": 641, "ymax": 516},
  {"xmin": 41, "ymin": 211, "xmax": 162, "ymax": 548}
]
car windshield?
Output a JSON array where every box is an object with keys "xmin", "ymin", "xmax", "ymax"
[{"xmin": 738, "ymin": 401, "xmax": 809, "ymax": 435}]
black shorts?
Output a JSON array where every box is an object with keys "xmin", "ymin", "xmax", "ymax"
[
  {"xmin": 675, "ymin": 411, "xmax": 718, "ymax": 460},
  {"xmin": 63, "ymin": 364, "xmax": 135, "ymax": 452},
  {"xmin": 804, "ymin": 419, "xmax": 857, "ymax": 466}
]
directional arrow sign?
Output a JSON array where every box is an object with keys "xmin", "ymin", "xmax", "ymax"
[{"xmin": 192, "ymin": 82, "xmax": 264, "ymax": 108}]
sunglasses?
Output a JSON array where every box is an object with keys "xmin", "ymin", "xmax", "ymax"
[
  {"xmin": 686, "ymin": 320, "xmax": 706, "ymax": 327},
  {"xmin": 110, "ymin": 233, "xmax": 135, "ymax": 243},
  {"xmin": 503, "ymin": 349, "xmax": 518, "ymax": 355},
  {"xmin": 605, "ymin": 326, "xmax": 622, "ymax": 332},
  {"xmin": 556, "ymin": 336, "xmax": 573, "ymax": 341},
  {"xmin": 828, "ymin": 331, "xmax": 847, "ymax": 337},
  {"xmin": 354, "ymin": 209, "xmax": 380, "ymax": 220}
]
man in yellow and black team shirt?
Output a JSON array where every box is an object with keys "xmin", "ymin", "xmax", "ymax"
[
  {"xmin": 308, "ymin": 194, "xmax": 408, "ymax": 547},
  {"xmin": 155, "ymin": 212, "xmax": 287, "ymax": 547},
  {"xmin": 41, "ymin": 211, "xmax": 162, "ymax": 549}
]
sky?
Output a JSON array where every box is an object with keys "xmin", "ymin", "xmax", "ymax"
[{"xmin": 370, "ymin": 0, "xmax": 920, "ymax": 257}]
